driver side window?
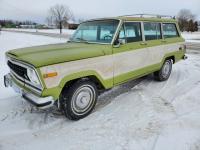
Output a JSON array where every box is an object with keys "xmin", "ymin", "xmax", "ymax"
[{"xmin": 118, "ymin": 22, "xmax": 142, "ymax": 44}]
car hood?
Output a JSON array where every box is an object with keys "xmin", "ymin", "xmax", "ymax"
[{"xmin": 7, "ymin": 42, "xmax": 112, "ymax": 68}]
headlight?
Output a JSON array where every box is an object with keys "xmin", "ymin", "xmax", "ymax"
[{"xmin": 27, "ymin": 68, "xmax": 41, "ymax": 87}]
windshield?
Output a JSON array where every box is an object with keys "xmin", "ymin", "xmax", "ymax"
[{"xmin": 71, "ymin": 20, "xmax": 119, "ymax": 44}]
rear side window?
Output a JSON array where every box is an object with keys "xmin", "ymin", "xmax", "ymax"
[
  {"xmin": 119, "ymin": 22, "xmax": 142, "ymax": 43},
  {"xmin": 163, "ymin": 23, "xmax": 179, "ymax": 38},
  {"xmin": 144, "ymin": 22, "xmax": 162, "ymax": 41}
]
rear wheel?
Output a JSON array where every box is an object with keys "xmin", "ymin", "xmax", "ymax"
[
  {"xmin": 154, "ymin": 59, "xmax": 172, "ymax": 81},
  {"xmin": 60, "ymin": 79, "xmax": 98, "ymax": 120}
]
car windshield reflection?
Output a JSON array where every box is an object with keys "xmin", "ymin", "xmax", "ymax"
[{"xmin": 71, "ymin": 20, "xmax": 119, "ymax": 44}]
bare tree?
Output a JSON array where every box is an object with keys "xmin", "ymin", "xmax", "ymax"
[
  {"xmin": 47, "ymin": 4, "xmax": 74, "ymax": 34},
  {"xmin": 177, "ymin": 9, "xmax": 195, "ymax": 21},
  {"xmin": 177, "ymin": 9, "xmax": 195, "ymax": 31},
  {"xmin": 194, "ymin": 21, "xmax": 199, "ymax": 32},
  {"xmin": 188, "ymin": 19, "xmax": 194, "ymax": 32}
]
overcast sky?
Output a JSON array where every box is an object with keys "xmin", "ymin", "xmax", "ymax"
[{"xmin": 0, "ymin": 0, "xmax": 200, "ymax": 23}]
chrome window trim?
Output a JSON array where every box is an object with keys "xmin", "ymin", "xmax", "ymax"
[{"xmin": 7, "ymin": 57, "xmax": 44, "ymax": 93}]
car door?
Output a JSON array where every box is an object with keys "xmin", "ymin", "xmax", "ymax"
[
  {"xmin": 113, "ymin": 22, "xmax": 150, "ymax": 85},
  {"xmin": 162, "ymin": 23, "xmax": 182, "ymax": 54},
  {"xmin": 143, "ymin": 22, "xmax": 164, "ymax": 66}
]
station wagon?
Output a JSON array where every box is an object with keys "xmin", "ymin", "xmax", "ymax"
[{"xmin": 4, "ymin": 14, "xmax": 187, "ymax": 120}]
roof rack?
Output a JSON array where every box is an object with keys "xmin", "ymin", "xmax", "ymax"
[{"xmin": 119, "ymin": 14, "xmax": 176, "ymax": 19}]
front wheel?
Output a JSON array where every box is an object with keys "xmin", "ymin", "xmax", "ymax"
[
  {"xmin": 154, "ymin": 59, "xmax": 172, "ymax": 81},
  {"xmin": 60, "ymin": 79, "xmax": 98, "ymax": 120}
]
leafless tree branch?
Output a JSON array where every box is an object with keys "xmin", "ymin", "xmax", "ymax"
[{"xmin": 46, "ymin": 4, "xmax": 74, "ymax": 34}]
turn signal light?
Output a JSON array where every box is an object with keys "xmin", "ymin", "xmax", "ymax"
[{"xmin": 43, "ymin": 72, "xmax": 58, "ymax": 79}]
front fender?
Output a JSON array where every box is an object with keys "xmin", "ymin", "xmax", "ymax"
[
  {"xmin": 41, "ymin": 70, "xmax": 113, "ymax": 100},
  {"xmin": 59, "ymin": 70, "xmax": 113, "ymax": 90}
]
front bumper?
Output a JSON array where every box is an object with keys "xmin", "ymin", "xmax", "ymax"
[{"xmin": 4, "ymin": 73, "xmax": 55, "ymax": 109}]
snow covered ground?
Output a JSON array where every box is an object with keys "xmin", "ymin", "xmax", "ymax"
[
  {"xmin": 3, "ymin": 28, "xmax": 75, "ymax": 36},
  {"xmin": 0, "ymin": 31, "xmax": 200, "ymax": 150},
  {"xmin": 182, "ymin": 32, "xmax": 200, "ymax": 43},
  {"xmin": 0, "ymin": 31, "xmax": 66, "ymax": 100}
]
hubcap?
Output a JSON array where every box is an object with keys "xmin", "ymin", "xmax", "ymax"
[
  {"xmin": 162, "ymin": 61, "xmax": 171, "ymax": 78},
  {"xmin": 72, "ymin": 85, "xmax": 95, "ymax": 114}
]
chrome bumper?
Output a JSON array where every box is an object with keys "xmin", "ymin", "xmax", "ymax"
[
  {"xmin": 4, "ymin": 73, "xmax": 55, "ymax": 109},
  {"xmin": 183, "ymin": 55, "xmax": 188, "ymax": 60}
]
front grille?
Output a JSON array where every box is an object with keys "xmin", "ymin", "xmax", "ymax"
[{"xmin": 7, "ymin": 60, "xmax": 30, "ymax": 81}]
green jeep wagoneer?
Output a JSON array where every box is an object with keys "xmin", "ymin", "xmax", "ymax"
[{"xmin": 4, "ymin": 14, "xmax": 187, "ymax": 120}]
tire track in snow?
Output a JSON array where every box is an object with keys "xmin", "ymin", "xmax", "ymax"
[
  {"xmin": 151, "ymin": 133, "xmax": 160, "ymax": 150},
  {"xmin": 96, "ymin": 77, "xmax": 144, "ymax": 111}
]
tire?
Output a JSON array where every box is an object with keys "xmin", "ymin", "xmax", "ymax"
[
  {"xmin": 154, "ymin": 59, "xmax": 172, "ymax": 81},
  {"xmin": 60, "ymin": 79, "xmax": 98, "ymax": 120}
]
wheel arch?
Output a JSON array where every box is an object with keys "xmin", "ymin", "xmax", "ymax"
[
  {"xmin": 58, "ymin": 70, "xmax": 113, "ymax": 92},
  {"xmin": 165, "ymin": 55, "xmax": 175, "ymax": 64}
]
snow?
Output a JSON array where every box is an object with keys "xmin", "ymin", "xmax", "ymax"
[
  {"xmin": 0, "ymin": 31, "xmax": 66, "ymax": 99},
  {"xmin": 181, "ymin": 32, "xmax": 200, "ymax": 43},
  {"xmin": 4, "ymin": 28, "xmax": 75, "ymax": 36},
  {"xmin": 0, "ymin": 31, "xmax": 200, "ymax": 150}
]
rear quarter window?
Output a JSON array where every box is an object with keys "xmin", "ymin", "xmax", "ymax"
[
  {"xmin": 144, "ymin": 22, "xmax": 162, "ymax": 41},
  {"xmin": 163, "ymin": 23, "xmax": 179, "ymax": 38}
]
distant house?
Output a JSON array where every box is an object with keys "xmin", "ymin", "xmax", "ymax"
[
  {"xmin": 68, "ymin": 23, "xmax": 79, "ymax": 30},
  {"xmin": 64, "ymin": 20, "xmax": 79, "ymax": 30}
]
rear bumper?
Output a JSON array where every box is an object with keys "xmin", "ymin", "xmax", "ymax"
[{"xmin": 4, "ymin": 73, "xmax": 55, "ymax": 109}]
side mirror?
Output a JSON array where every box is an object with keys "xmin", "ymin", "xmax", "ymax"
[
  {"xmin": 119, "ymin": 39, "xmax": 126, "ymax": 45},
  {"xmin": 113, "ymin": 39, "xmax": 126, "ymax": 48}
]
